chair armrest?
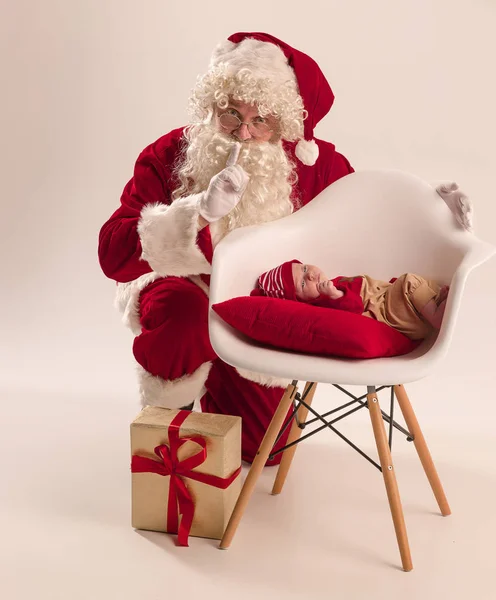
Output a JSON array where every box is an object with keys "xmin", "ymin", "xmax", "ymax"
[{"xmin": 429, "ymin": 239, "xmax": 495, "ymax": 358}]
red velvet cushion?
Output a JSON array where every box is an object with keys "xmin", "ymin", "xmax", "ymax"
[{"xmin": 212, "ymin": 296, "xmax": 418, "ymax": 359}]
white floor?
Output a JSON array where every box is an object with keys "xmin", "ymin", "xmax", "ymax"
[{"xmin": 2, "ymin": 384, "xmax": 495, "ymax": 600}]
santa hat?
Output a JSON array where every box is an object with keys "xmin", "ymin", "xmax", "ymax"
[
  {"xmin": 207, "ymin": 32, "xmax": 335, "ymax": 166},
  {"xmin": 252, "ymin": 260, "xmax": 301, "ymax": 300}
]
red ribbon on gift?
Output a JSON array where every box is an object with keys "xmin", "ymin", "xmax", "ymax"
[{"xmin": 131, "ymin": 410, "xmax": 241, "ymax": 546}]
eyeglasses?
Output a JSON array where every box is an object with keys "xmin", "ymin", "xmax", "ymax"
[{"xmin": 218, "ymin": 112, "xmax": 273, "ymax": 138}]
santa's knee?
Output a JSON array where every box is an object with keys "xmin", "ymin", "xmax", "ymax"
[
  {"xmin": 138, "ymin": 276, "xmax": 209, "ymax": 334},
  {"xmin": 133, "ymin": 277, "xmax": 216, "ymax": 408}
]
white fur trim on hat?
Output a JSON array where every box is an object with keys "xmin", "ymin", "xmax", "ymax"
[
  {"xmin": 210, "ymin": 38, "xmax": 297, "ymax": 88},
  {"xmin": 295, "ymin": 139, "xmax": 319, "ymax": 166}
]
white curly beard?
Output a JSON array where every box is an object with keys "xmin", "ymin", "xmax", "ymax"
[{"xmin": 173, "ymin": 123, "xmax": 297, "ymax": 245}]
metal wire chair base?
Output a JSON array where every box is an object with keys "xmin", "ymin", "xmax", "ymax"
[{"xmin": 268, "ymin": 383, "xmax": 414, "ymax": 472}]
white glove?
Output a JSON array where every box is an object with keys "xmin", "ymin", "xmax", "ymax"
[
  {"xmin": 199, "ymin": 143, "xmax": 250, "ymax": 223},
  {"xmin": 435, "ymin": 182, "xmax": 474, "ymax": 232}
]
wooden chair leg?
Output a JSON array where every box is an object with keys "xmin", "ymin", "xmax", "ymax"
[
  {"xmin": 272, "ymin": 382, "xmax": 318, "ymax": 495},
  {"xmin": 394, "ymin": 384, "xmax": 451, "ymax": 516},
  {"xmin": 219, "ymin": 381, "xmax": 298, "ymax": 549},
  {"xmin": 368, "ymin": 388, "xmax": 413, "ymax": 572}
]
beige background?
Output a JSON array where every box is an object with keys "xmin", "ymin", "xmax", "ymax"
[{"xmin": 1, "ymin": 1, "xmax": 495, "ymax": 598}]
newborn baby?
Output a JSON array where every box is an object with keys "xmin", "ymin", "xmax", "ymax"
[{"xmin": 252, "ymin": 260, "xmax": 449, "ymax": 340}]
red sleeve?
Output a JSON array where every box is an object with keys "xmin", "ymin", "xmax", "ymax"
[
  {"xmin": 311, "ymin": 286, "xmax": 364, "ymax": 314},
  {"xmin": 98, "ymin": 128, "xmax": 185, "ymax": 283}
]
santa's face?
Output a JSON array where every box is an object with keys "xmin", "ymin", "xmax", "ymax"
[
  {"xmin": 173, "ymin": 101, "xmax": 296, "ymax": 243},
  {"xmin": 214, "ymin": 99, "xmax": 280, "ymax": 144}
]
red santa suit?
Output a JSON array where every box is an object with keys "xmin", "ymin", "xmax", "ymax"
[{"xmin": 98, "ymin": 32, "xmax": 353, "ymax": 464}]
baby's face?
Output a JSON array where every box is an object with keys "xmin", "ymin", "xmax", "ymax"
[{"xmin": 292, "ymin": 263, "xmax": 329, "ymax": 301}]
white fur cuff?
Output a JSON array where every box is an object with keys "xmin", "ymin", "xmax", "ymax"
[
  {"xmin": 138, "ymin": 194, "xmax": 212, "ymax": 277},
  {"xmin": 138, "ymin": 362, "xmax": 213, "ymax": 409}
]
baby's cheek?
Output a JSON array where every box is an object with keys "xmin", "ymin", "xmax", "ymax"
[{"xmin": 309, "ymin": 285, "xmax": 320, "ymax": 299}]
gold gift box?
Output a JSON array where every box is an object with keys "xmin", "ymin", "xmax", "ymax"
[{"xmin": 131, "ymin": 406, "xmax": 242, "ymax": 541}]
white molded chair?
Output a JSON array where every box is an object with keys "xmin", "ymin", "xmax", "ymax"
[{"xmin": 208, "ymin": 169, "xmax": 495, "ymax": 571}]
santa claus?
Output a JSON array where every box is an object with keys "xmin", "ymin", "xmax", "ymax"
[{"xmin": 98, "ymin": 32, "xmax": 473, "ymax": 465}]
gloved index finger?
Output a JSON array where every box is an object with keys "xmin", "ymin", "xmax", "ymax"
[{"xmin": 226, "ymin": 142, "xmax": 241, "ymax": 167}]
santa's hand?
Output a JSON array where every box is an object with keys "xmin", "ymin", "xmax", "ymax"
[
  {"xmin": 435, "ymin": 182, "xmax": 474, "ymax": 232},
  {"xmin": 199, "ymin": 143, "xmax": 250, "ymax": 223}
]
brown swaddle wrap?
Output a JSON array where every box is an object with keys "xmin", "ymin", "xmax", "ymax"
[{"xmin": 360, "ymin": 274, "xmax": 442, "ymax": 340}]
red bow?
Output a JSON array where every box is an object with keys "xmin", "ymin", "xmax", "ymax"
[{"xmin": 131, "ymin": 411, "xmax": 241, "ymax": 546}]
